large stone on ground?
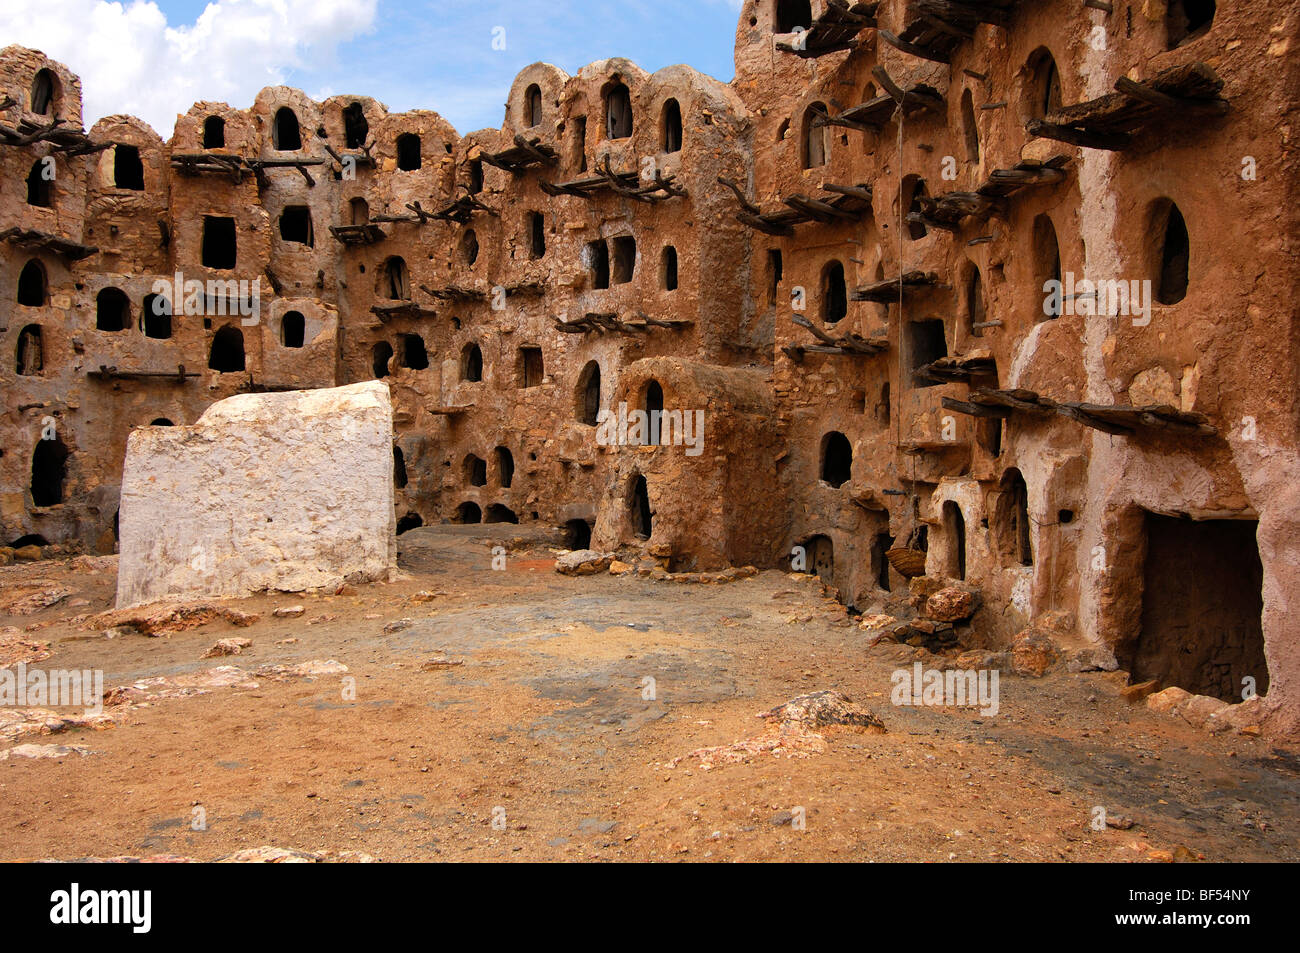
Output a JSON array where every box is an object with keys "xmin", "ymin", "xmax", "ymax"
[
  {"xmin": 1010, "ymin": 629, "xmax": 1061, "ymax": 677},
  {"xmin": 759, "ymin": 691, "xmax": 886, "ymax": 733},
  {"xmin": 925, "ymin": 587, "xmax": 977, "ymax": 622},
  {"xmin": 116, "ymin": 382, "xmax": 396, "ymax": 607},
  {"xmin": 555, "ymin": 550, "xmax": 614, "ymax": 575}
]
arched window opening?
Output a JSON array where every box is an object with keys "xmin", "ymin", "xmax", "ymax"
[
  {"xmin": 577, "ymin": 361, "xmax": 601, "ymax": 424},
  {"xmin": 383, "ymin": 256, "xmax": 409, "ymax": 300},
  {"xmin": 461, "ymin": 229, "xmax": 479, "ymax": 265},
  {"xmin": 396, "ymin": 513, "xmax": 423, "ymax": 534},
  {"xmin": 203, "ymin": 116, "xmax": 225, "ymax": 149},
  {"xmin": 273, "ymin": 107, "xmax": 301, "ymax": 150},
  {"xmin": 150, "ymin": 418, "xmax": 174, "ymax": 426},
  {"xmin": 461, "ymin": 343, "xmax": 483, "ymax": 382},
  {"xmin": 629, "ymin": 474, "xmax": 652, "ymax": 540},
  {"xmin": 281, "ymin": 311, "xmax": 305, "ymax": 348},
  {"xmin": 31, "ymin": 438, "xmax": 69, "ymax": 507},
  {"xmin": 961, "ymin": 89, "xmax": 979, "ymax": 163},
  {"xmin": 996, "ymin": 469, "xmax": 1033, "ymax": 567},
  {"xmin": 821, "ymin": 260, "xmax": 847, "ymax": 323},
  {"xmin": 803, "ymin": 102, "xmax": 829, "ymax": 169},
  {"xmin": 528, "ymin": 211, "xmax": 546, "ymax": 259},
  {"xmin": 776, "ymin": 0, "xmax": 812, "ymax": 33},
  {"xmin": 495, "ymin": 447, "xmax": 515, "ymax": 488},
  {"xmin": 396, "ymin": 133, "xmax": 421, "ymax": 171},
  {"xmin": 661, "ymin": 98, "xmax": 682, "ymax": 153},
  {"xmin": 113, "ymin": 144, "xmax": 144, "ymax": 190},
  {"xmin": 30, "ymin": 69, "xmax": 58, "ymax": 116},
  {"xmin": 1034, "ymin": 214, "xmax": 1062, "ymax": 320},
  {"xmin": 465, "ymin": 454, "xmax": 488, "ymax": 487},
  {"xmin": 467, "ymin": 158, "xmax": 484, "ymax": 194},
  {"xmin": 453, "ymin": 502, "xmax": 482, "ymax": 524},
  {"xmin": 605, "ymin": 81, "xmax": 633, "ymax": 140},
  {"xmin": 349, "ymin": 197, "xmax": 369, "ymax": 226},
  {"xmin": 525, "ymin": 84, "xmax": 543, "ymax": 127},
  {"xmin": 401, "ymin": 333, "xmax": 428, "ymax": 370},
  {"xmin": 372, "ymin": 341, "xmax": 393, "ymax": 378},
  {"xmin": 943, "ymin": 501, "xmax": 967, "ymax": 580},
  {"xmin": 17, "ymin": 260, "xmax": 47, "ymax": 306},
  {"xmin": 486, "ymin": 504, "xmax": 518, "ymax": 524},
  {"xmin": 279, "ymin": 206, "xmax": 313, "ymax": 246},
  {"xmin": 136, "ymin": 293, "xmax": 169, "ymax": 339},
  {"xmin": 1027, "ymin": 48, "xmax": 1062, "ymax": 122},
  {"xmin": 1155, "ymin": 200, "xmax": 1189, "ymax": 305},
  {"xmin": 208, "ymin": 326, "xmax": 245, "ymax": 373},
  {"xmin": 643, "ymin": 380, "xmax": 664, "ymax": 444},
  {"xmin": 661, "ymin": 246, "xmax": 679, "ymax": 291},
  {"xmin": 820, "ymin": 432, "xmax": 852, "ymax": 488},
  {"xmin": 1168, "ymin": 0, "xmax": 1215, "ymax": 49},
  {"xmin": 26, "ymin": 160, "xmax": 52, "ymax": 207},
  {"xmin": 343, "ymin": 102, "xmax": 369, "ymax": 149},
  {"xmin": 16, "ymin": 325, "xmax": 43, "ymax": 376},
  {"xmin": 96, "ymin": 287, "xmax": 130, "ymax": 332}
]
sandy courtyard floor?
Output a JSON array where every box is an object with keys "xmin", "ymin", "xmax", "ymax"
[{"xmin": 1, "ymin": 524, "xmax": 1297, "ymax": 862}]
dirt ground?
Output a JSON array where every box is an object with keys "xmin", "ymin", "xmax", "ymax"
[{"xmin": 1, "ymin": 524, "xmax": 1298, "ymax": 862}]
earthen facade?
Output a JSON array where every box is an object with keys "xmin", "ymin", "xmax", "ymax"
[{"xmin": 2, "ymin": 1, "xmax": 1298, "ymax": 732}]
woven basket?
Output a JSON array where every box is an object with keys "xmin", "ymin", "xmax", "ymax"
[{"xmin": 886, "ymin": 547, "xmax": 927, "ymax": 578}]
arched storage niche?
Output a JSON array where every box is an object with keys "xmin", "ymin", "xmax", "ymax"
[
  {"xmin": 31, "ymin": 437, "xmax": 70, "ymax": 507},
  {"xmin": 273, "ymin": 107, "xmax": 301, "ymax": 150},
  {"xmin": 17, "ymin": 260, "xmax": 46, "ymax": 306},
  {"xmin": 208, "ymin": 326, "xmax": 245, "ymax": 373},
  {"xmin": 605, "ymin": 81, "xmax": 633, "ymax": 140},
  {"xmin": 576, "ymin": 361, "xmax": 602, "ymax": 425},
  {"xmin": 995, "ymin": 469, "xmax": 1033, "ymax": 567},
  {"xmin": 820, "ymin": 432, "xmax": 852, "ymax": 488},
  {"xmin": 1150, "ymin": 199, "xmax": 1189, "ymax": 305},
  {"xmin": 461, "ymin": 343, "xmax": 484, "ymax": 382},
  {"xmin": 661, "ymin": 98, "xmax": 682, "ymax": 152},
  {"xmin": 629, "ymin": 474, "xmax": 652, "ymax": 540}
]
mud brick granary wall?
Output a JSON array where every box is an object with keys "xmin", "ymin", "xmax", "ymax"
[{"xmin": 2, "ymin": 1, "xmax": 1298, "ymax": 733}]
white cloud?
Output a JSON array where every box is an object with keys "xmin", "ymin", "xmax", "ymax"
[{"xmin": 0, "ymin": 0, "xmax": 378, "ymax": 137}]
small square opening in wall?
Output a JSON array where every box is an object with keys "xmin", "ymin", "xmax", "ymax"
[
  {"xmin": 905, "ymin": 318, "xmax": 947, "ymax": 388},
  {"xmin": 587, "ymin": 240, "xmax": 610, "ymax": 289},
  {"xmin": 518, "ymin": 346, "xmax": 544, "ymax": 388},
  {"xmin": 611, "ymin": 236, "xmax": 636, "ymax": 284},
  {"xmin": 528, "ymin": 211, "xmax": 545, "ymax": 259},
  {"xmin": 202, "ymin": 216, "xmax": 238, "ymax": 269},
  {"xmin": 279, "ymin": 206, "xmax": 313, "ymax": 246}
]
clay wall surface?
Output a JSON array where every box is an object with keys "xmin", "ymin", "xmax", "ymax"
[{"xmin": 2, "ymin": 0, "xmax": 1298, "ymax": 731}]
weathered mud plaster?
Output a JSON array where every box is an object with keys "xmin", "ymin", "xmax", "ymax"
[
  {"xmin": 115, "ymin": 382, "xmax": 396, "ymax": 606},
  {"xmin": 3, "ymin": 0, "xmax": 1299, "ymax": 735}
]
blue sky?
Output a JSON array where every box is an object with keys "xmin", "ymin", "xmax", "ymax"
[{"xmin": 1, "ymin": 0, "xmax": 745, "ymax": 137}]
